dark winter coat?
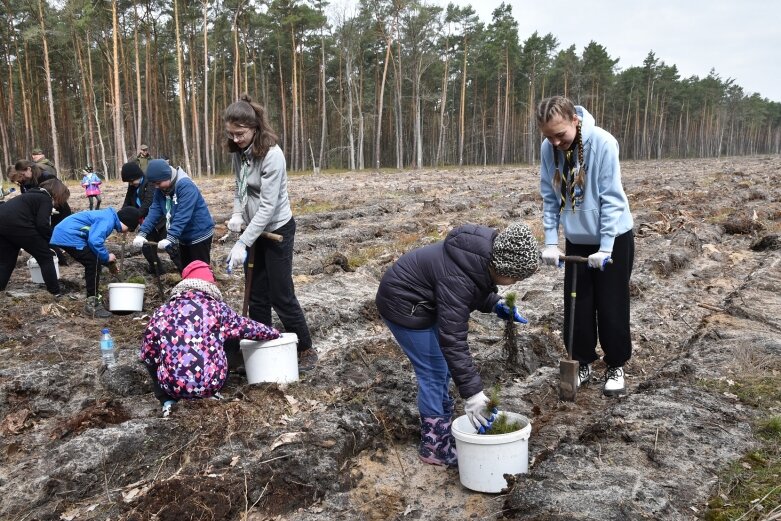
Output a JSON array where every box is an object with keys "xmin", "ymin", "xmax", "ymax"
[
  {"xmin": 0, "ymin": 188, "xmax": 53, "ymax": 240},
  {"xmin": 375, "ymin": 224, "xmax": 502, "ymax": 399},
  {"xmin": 123, "ymin": 177, "xmax": 156, "ymax": 220}
]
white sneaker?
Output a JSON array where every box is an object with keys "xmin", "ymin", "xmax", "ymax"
[
  {"xmin": 577, "ymin": 364, "xmax": 592, "ymax": 387},
  {"xmin": 603, "ymin": 366, "xmax": 626, "ymax": 396}
]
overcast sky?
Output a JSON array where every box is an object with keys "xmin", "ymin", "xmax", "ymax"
[{"xmin": 438, "ymin": 0, "xmax": 781, "ymax": 102}]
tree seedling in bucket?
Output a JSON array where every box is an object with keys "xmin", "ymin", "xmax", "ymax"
[{"xmin": 478, "ymin": 384, "xmax": 523, "ymax": 435}]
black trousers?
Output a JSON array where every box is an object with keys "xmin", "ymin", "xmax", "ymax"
[
  {"xmin": 87, "ymin": 195, "xmax": 102, "ymax": 210},
  {"xmin": 564, "ymin": 230, "xmax": 634, "ymax": 368},
  {"xmin": 247, "ymin": 218, "xmax": 312, "ymax": 352},
  {"xmin": 59, "ymin": 246, "xmax": 102, "ymax": 297},
  {"xmin": 0, "ymin": 233, "xmax": 60, "ymax": 294},
  {"xmin": 176, "ymin": 236, "xmax": 212, "ymax": 275},
  {"xmin": 141, "ymin": 225, "xmax": 171, "ymax": 274}
]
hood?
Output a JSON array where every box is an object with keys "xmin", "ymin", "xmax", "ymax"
[
  {"xmin": 443, "ymin": 224, "xmax": 496, "ymax": 288},
  {"xmin": 575, "ymin": 105, "xmax": 596, "ymax": 145}
]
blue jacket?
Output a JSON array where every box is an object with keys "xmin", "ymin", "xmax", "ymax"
[
  {"xmin": 50, "ymin": 209, "xmax": 122, "ymax": 263},
  {"xmin": 138, "ymin": 168, "xmax": 214, "ymax": 245},
  {"xmin": 540, "ymin": 106, "xmax": 634, "ymax": 252},
  {"xmin": 375, "ymin": 224, "xmax": 502, "ymax": 399}
]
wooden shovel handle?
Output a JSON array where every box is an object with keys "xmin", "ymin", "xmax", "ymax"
[
  {"xmin": 559, "ymin": 255, "xmax": 613, "ymax": 265},
  {"xmin": 147, "ymin": 231, "xmax": 282, "ymax": 246}
]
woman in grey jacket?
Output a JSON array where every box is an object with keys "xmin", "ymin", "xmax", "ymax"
[{"xmin": 224, "ymin": 94, "xmax": 315, "ymax": 370}]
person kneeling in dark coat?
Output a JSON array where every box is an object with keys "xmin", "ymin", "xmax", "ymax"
[{"xmin": 375, "ymin": 222, "xmax": 539, "ymax": 467}]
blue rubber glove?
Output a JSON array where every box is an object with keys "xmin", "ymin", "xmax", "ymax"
[
  {"xmin": 587, "ymin": 251, "xmax": 612, "ymax": 270},
  {"xmin": 494, "ymin": 300, "xmax": 528, "ymax": 324},
  {"xmin": 477, "ymin": 408, "xmax": 500, "ymax": 434}
]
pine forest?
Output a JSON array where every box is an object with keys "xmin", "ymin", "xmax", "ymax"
[{"xmin": 2, "ymin": 0, "xmax": 780, "ymax": 179}]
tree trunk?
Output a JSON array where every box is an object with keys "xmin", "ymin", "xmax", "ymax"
[
  {"xmin": 458, "ymin": 36, "xmax": 467, "ymax": 167},
  {"xmin": 38, "ymin": 0, "xmax": 60, "ymax": 172},
  {"xmin": 111, "ymin": 0, "xmax": 126, "ymax": 177},
  {"xmin": 374, "ymin": 38, "xmax": 391, "ymax": 170},
  {"xmin": 203, "ymin": 0, "xmax": 212, "ymax": 176},
  {"xmin": 173, "ymin": 0, "xmax": 192, "ymax": 174},
  {"xmin": 435, "ymin": 35, "xmax": 449, "ymax": 167}
]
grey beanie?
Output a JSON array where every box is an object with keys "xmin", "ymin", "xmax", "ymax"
[{"xmin": 491, "ymin": 222, "xmax": 540, "ymax": 279}]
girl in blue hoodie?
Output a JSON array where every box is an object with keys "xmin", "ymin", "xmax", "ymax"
[{"xmin": 536, "ymin": 95, "xmax": 635, "ymax": 397}]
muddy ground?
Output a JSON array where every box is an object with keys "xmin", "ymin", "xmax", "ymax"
[{"xmin": 0, "ymin": 156, "xmax": 779, "ymax": 520}]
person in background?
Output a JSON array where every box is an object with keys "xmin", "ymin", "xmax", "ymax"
[
  {"xmin": 50, "ymin": 206, "xmax": 141, "ymax": 318},
  {"xmin": 132, "ymin": 159, "xmax": 214, "ymax": 273},
  {"xmin": 120, "ymin": 161, "xmax": 171, "ymax": 274},
  {"xmin": 0, "ymin": 179, "xmax": 70, "ymax": 296},
  {"xmin": 134, "ymin": 144, "xmax": 151, "ymax": 173},
  {"xmin": 375, "ymin": 222, "xmax": 540, "ymax": 467},
  {"xmin": 536, "ymin": 95, "xmax": 635, "ymax": 397},
  {"xmin": 223, "ymin": 94, "xmax": 316, "ymax": 372},
  {"xmin": 31, "ymin": 147, "xmax": 57, "ymax": 177},
  {"xmin": 81, "ymin": 166, "xmax": 102, "ymax": 210},
  {"xmin": 11, "ymin": 159, "xmax": 55, "ymax": 192},
  {"xmin": 12, "ymin": 159, "xmax": 72, "ymax": 266},
  {"xmin": 139, "ymin": 260, "xmax": 280, "ymax": 417}
]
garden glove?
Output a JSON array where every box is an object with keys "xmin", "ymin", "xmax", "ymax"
[
  {"xmin": 227, "ymin": 241, "xmax": 248, "ymax": 271},
  {"xmin": 132, "ymin": 235, "xmax": 147, "ymax": 249},
  {"xmin": 541, "ymin": 245, "xmax": 564, "ymax": 267},
  {"xmin": 588, "ymin": 251, "xmax": 612, "ymax": 270},
  {"xmin": 227, "ymin": 213, "xmax": 244, "ymax": 233},
  {"xmin": 465, "ymin": 391, "xmax": 494, "ymax": 430},
  {"xmin": 494, "ymin": 299, "xmax": 528, "ymax": 324},
  {"xmin": 157, "ymin": 238, "xmax": 173, "ymax": 251}
]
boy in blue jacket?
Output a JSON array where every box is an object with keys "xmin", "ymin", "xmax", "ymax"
[
  {"xmin": 51, "ymin": 206, "xmax": 141, "ymax": 318},
  {"xmin": 132, "ymin": 159, "xmax": 214, "ymax": 274}
]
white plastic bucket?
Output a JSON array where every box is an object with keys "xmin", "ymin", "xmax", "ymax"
[
  {"xmin": 27, "ymin": 255, "xmax": 60, "ymax": 284},
  {"xmin": 240, "ymin": 332, "xmax": 299, "ymax": 384},
  {"xmin": 451, "ymin": 411, "xmax": 532, "ymax": 493},
  {"xmin": 107, "ymin": 283, "xmax": 146, "ymax": 312}
]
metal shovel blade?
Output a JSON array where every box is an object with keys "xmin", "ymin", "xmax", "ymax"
[{"xmin": 559, "ymin": 359, "xmax": 579, "ymax": 401}]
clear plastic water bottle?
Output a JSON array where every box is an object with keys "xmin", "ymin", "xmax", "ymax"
[{"xmin": 100, "ymin": 328, "xmax": 117, "ymax": 369}]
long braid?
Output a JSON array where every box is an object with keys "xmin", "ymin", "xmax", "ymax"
[{"xmin": 575, "ymin": 122, "xmax": 586, "ymax": 191}]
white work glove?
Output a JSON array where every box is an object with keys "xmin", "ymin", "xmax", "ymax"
[
  {"xmin": 588, "ymin": 251, "xmax": 612, "ymax": 271},
  {"xmin": 227, "ymin": 213, "xmax": 244, "ymax": 233},
  {"xmin": 464, "ymin": 391, "xmax": 492, "ymax": 430},
  {"xmin": 541, "ymin": 245, "xmax": 564, "ymax": 267},
  {"xmin": 227, "ymin": 241, "xmax": 248, "ymax": 271},
  {"xmin": 132, "ymin": 235, "xmax": 147, "ymax": 249},
  {"xmin": 157, "ymin": 239, "xmax": 173, "ymax": 251}
]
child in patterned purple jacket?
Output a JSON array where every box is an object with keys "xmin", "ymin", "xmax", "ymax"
[{"xmin": 140, "ymin": 260, "xmax": 279, "ymax": 416}]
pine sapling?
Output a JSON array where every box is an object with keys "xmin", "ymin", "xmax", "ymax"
[{"xmin": 503, "ymin": 292, "xmax": 519, "ymax": 368}]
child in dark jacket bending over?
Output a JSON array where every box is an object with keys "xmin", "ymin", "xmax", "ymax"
[{"xmin": 375, "ymin": 222, "xmax": 539, "ymax": 466}]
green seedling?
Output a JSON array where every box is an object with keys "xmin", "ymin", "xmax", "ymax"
[
  {"xmin": 125, "ymin": 275, "xmax": 146, "ymax": 285},
  {"xmin": 481, "ymin": 383, "xmax": 524, "ymax": 435}
]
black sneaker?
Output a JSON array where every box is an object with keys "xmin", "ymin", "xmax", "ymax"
[
  {"xmin": 298, "ymin": 348, "xmax": 319, "ymax": 372},
  {"xmin": 578, "ymin": 363, "xmax": 592, "ymax": 387}
]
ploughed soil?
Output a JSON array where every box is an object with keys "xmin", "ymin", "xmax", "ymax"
[{"xmin": 0, "ymin": 155, "xmax": 780, "ymax": 520}]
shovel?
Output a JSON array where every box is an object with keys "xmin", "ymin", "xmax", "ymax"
[{"xmin": 558, "ymin": 255, "xmax": 613, "ymax": 401}]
